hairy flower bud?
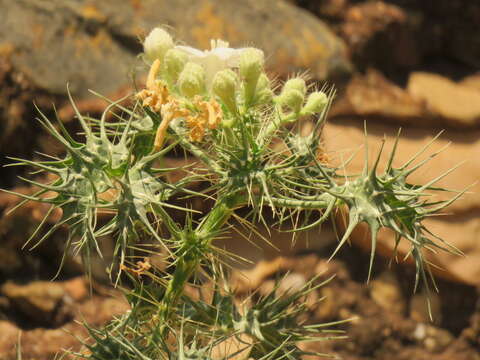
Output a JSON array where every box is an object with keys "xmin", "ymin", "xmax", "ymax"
[
  {"xmin": 302, "ymin": 91, "xmax": 328, "ymax": 115},
  {"xmin": 212, "ymin": 69, "xmax": 238, "ymax": 113},
  {"xmin": 255, "ymin": 73, "xmax": 273, "ymax": 104},
  {"xmin": 278, "ymin": 89, "xmax": 304, "ymax": 113},
  {"xmin": 239, "ymin": 48, "xmax": 264, "ymax": 82},
  {"xmin": 163, "ymin": 48, "xmax": 188, "ymax": 85},
  {"xmin": 283, "ymin": 78, "xmax": 307, "ymax": 97},
  {"xmin": 239, "ymin": 48, "xmax": 264, "ymax": 105},
  {"xmin": 143, "ymin": 28, "xmax": 174, "ymax": 63},
  {"xmin": 177, "ymin": 62, "xmax": 206, "ymax": 98}
]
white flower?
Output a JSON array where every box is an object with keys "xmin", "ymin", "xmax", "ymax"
[{"xmin": 175, "ymin": 40, "xmax": 261, "ymax": 88}]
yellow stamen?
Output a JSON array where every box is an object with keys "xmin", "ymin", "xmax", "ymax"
[
  {"xmin": 154, "ymin": 100, "xmax": 190, "ymax": 151},
  {"xmin": 147, "ymin": 59, "xmax": 161, "ymax": 90},
  {"xmin": 185, "ymin": 98, "xmax": 222, "ymax": 142}
]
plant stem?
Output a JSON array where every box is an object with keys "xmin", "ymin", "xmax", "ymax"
[{"xmin": 156, "ymin": 191, "xmax": 244, "ymax": 336}]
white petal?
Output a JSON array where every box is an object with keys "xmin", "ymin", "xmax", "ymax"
[
  {"xmin": 225, "ymin": 48, "xmax": 250, "ymax": 67},
  {"xmin": 175, "ymin": 45, "xmax": 206, "ymax": 59},
  {"xmin": 210, "ymin": 47, "xmax": 240, "ymax": 63}
]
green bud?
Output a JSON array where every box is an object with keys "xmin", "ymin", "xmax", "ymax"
[
  {"xmin": 278, "ymin": 89, "xmax": 304, "ymax": 113},
  {"xmin": 212, "ymin": 69, "xmax": 238, "ymax": 113},
  {"xmin": 301, "ymin": 91, "xmax": 328, "ymax": 115},
  {"xmin": 177, "ymin": 62, "xmax": 206, "ymax": 98},
  {"xmin": 283, "ymin": 78, "xmax": 307, "ymax": 97},
  {"xmin": 255, "ymin": 73, "xmax": 273, "ymax": 104},
  {"xmin": 143, "ymin": 28, "xmax": 174, "ymax": 63},
  {"xmin": 239, "ymin": 48, "xmax": 264, "ymax": 82},
  {"xmin": 163, "ymin": 48, "xmax": 188, "ymax": 85},
  {"xmin": 239, "ymin": 48, "xmax": 264, "ymax": 105},
  {"xmin": 256, "ymin": 73, "xmax": 270, "ymax": 92}
]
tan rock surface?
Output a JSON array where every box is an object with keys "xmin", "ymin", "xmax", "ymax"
[
  {"xmin": 0, "ymin": 0, "xmax": 351, "ymax": 98},
  {"xmin": 331, "ymin": 69, "xmax": 426, "ymax": 122},
  {"xmin": 459, "ymin": 73, "xmax": 480, "ymax": 92},
  {"xmin": 407, "ymin": 72, "xmax": 480, "ymax": 127},
  {"xmin": 1, "ymin": 281, "xmax": 68, "ymax": 326},
  {"xmin": 324, "ymin": 119, "xmax": 480, "ymax": 285},
  {"xmin": 0, "ymin": 295, "xmax": 129, "ymax": 360}
]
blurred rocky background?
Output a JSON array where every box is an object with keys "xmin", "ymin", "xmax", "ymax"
[{"xmin": 0, "ymin": 0, "xmax": 479, "ymax": 359}]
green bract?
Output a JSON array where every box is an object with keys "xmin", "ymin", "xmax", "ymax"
[{"xmin": 6, "ymin": 27, "xmax": 465, "ymax": 359}]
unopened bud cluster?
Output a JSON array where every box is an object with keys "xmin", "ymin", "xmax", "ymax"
[
  {"xmin": 139, "ymin": 27, "xmax": 330, "ymax": 142},
  {"xmin": 276, "ymin": 77, "xmax": 328, "ymax": 116}
]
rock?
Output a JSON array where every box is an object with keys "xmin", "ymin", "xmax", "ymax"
[
  {"xmin": 407, "ymin": 72, "xmax": 480, "ymax": 127},
  {"xmin": 331, "ymin": 69, "xmax": 426, "ymax": 123},
  {"xmin": 231, "ymin": 257, "xmax": 287, "ymax": 293},
  {"xmin": 459, "ymin": 73, "xmax": 480, "ymax": 92},
  {"xmin": 0, "ymin": 294, "xmax": 129, "ymax": 360},
  {"xmin": 0, "ymin": 188, "xmax": 82, "ymax": 280},
  {"xmin": 397, "ymin": 0, "xmax": 480, "ymax": 68},
  {"xmin": 219, "ymin": 222, "xmax": 336, "ymax": 277},
  {"xmin": 0, "ymin": 0, "xmax": 351, "ymax": 100},
  {"xmin": 370, "ymin": 271, "xmax": 406, "ymax": 315},
  {"xmin": 301, "ymin": 0, "xmax": 349, "ymax": 20},
  {"xmin": 1, "ymin": 281, "xmax": 70, "ymax": 327},
  {"xmin": 332, "ymin": 69, "xmax": 480, "ymax": 129},
  {"xmin": 340, "ymin": 2, "xmax": 419, "ymax": 70},
  {"xmin": 0, "ymin": 247, "xmax": 23, "ymax": 275},
  {"xmin": 62, "ymin": 277, "xmax": 88, "ymax": 302},
  {"xmin": 294, "ymin": 0, "xmax": 421, "ymax": 71},
  {"xmin": 276, "ymin": 273, "xmax": 307, "ymax": 296},
  {"xmin": 0, "ymin": 296, "xmax": 10, "ymax": 315},
  {"xmin": 323, "ymin": 119, "xmax": 480, "ymax": 285},
  {"xmin": 410, "ymin": 290, "xmax": 442, "ymax": 324},
  {"xmin": 0, "ymin": 321, "xmax": 19, "ymax": 355},
  {"xmin": 412, "ymin": 323, "xmax": 454, "ymax": 353}
]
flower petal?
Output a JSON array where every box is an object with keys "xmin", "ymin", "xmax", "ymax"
[{"xmin": 175, "ymin": 45, "xmax": 206, "ymax": 59}]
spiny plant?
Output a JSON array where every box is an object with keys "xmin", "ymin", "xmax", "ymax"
[{"xmin": 6, "ymin": 27, "xmax": 466, "ymax": 359}]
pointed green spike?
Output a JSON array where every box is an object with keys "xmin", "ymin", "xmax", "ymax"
[
  {"xmin": 35, "ymin": 115, "xmax": 73, "ymax": 150},
  {"xmin": 367, "ymin": 222, "xmax": 380, "ymax": 283},
  {"xmin": 22, "ymin": 204, "xmax": 56, "ymax": 250},
  {"xmin": 52, "ymin": 105, "xmax": 81, "ymax": 147},
  {"xmin": 386, "ymin": 128, "xmax": 402, "ymax": 173},
  {"xmin": 402, "ymin": 141, "xmax": 451, "ymax": 178},
  {"xmin": 426, "ymin": 182, "xmax": 474, "ymax": 213},
  {"xmin": 6, "ymin": 157, "xmax": 63, "ymax": 173},
  {"xmin": 418, "ymin": 161, "xmax": 465, "ymax": 192},
  {"xmin": 362, "ymin": 121, "xmax": 369, "ymax": 177},
  {"xmin": 399, "ymin": 131, "xmax": 444, "ymax": 171},
  {"xmin": 328, "ymin": 212, "xmax": 358, "ymax": 262},
  {"xmin": 369, "ymin": 138, "xmax": 386, "ymax": 180},
  {"xmin": 67, "ymin": 84, "xmax": 91, "ymax": 136}
]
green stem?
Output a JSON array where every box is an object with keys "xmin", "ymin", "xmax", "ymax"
[
  {"xmin": 156, "ymin": 191, "xmax": 244, "ymax": 335},
  {"xmin": 268, "ymin": 195, "xmax": 333, "ymax": 209}
]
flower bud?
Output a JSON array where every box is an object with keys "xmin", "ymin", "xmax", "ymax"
[
  {"xmin": 239, "ymin": 48, "xmax": 264, "ymax": 105},
  {"xmin": 302, "ymin": 91, "xmax": 328, "ymax": 115},
  {"xmin": 255, "ymin": 73, "xmax": 273, "ymax": 104},
  {"xmin": 283, "ymin": 78, "xmax": 307, "ymax": 97},
  {"xmin": 177, "ymin": 62, "xmax": 206, "ymax": 98},
  {"xmin": 239, "ymin": 48, "xmax": 264, "ymax": 82},
  {"xmin": 212, "ymin": 69, "xmax": 238, "ymax": 113},
  {"xmin": 278, "ymin": 89, "xmax": 304, "ymax": 113},
  {"xmin": 143, "ymin": 28, "xmax": 174, "ymax": 63},
  {"xmin": 163, "ymin": 48, "xmax": 188, "ymax": 85}
]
